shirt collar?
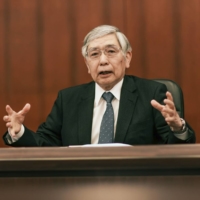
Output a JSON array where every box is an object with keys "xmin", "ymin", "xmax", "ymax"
[{"xmin": 94, "ymin": 78, "xmax": 124, "ymax": 106}]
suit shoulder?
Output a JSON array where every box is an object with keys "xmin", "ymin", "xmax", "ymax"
[
  {"xmin": 126, "ymin": 75, "xmax": 166, "ymax": 89},
  {"xmin": 58, "ymin": 81, "xmax": 94, "ymax": 94},
  {"xmin": 54, "ymin": 81, "xmax": 95, "ymax": 104}
]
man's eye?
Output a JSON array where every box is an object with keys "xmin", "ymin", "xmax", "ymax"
[
  {"xmin": 90, "ymin": 52, "xmax": 99, "ymax": 57},
  {"xmin": 107, "ymin": 48, "xmax": 116, "ymax": 54},
  {"xmin": 108, "ymin": 50, "xmax": 116, "ymax": 54}
]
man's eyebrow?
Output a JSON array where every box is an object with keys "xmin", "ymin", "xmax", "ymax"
[
  {"xmin": 105, "ymin": 44, "xmax": 117, "ymax": 48},
  {"xmin": 88, "ymin": 44, "xmax": 117, "ymax": 51},
  {"xmin": 88, "ymin": 47, "xmax": 99, "ymax": 51}
]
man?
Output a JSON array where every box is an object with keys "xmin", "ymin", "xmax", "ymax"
[{"xmin": 3, "ymin": 25, "xmax": 195, "ymax": 146}]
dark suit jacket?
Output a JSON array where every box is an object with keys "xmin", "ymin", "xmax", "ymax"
[{"xmin": 3, "ymin": 75, "xmax": 195, "ymax": 146}]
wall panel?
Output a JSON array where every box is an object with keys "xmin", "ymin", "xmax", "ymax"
[
  {"xmin": 143, "ymin": 0, "xmax": 177, "ymax": 79},
  {"xmin": 0, "ymin": 0, "xmax": 6, "ymax": 95},
  {"xmin": 0, "ymin": 0, "xmax": 6, "ymax": 145},
  {"xmin": 125, "ymin": 0, "xmax": 146, "ymax": 77},
  {"xmin": 41, "ymin": 0, "xmax": 72, "ymax": 116},
  {"xmin": 178, "ymin": 0, "xmax": 200, "ymax": 132}
]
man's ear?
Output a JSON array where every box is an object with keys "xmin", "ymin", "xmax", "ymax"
[
  {"xmin": 84, "ymin": 58, "xmax": 91, "ymax": 74},
  {"xmin": 125, "ymin": 51, "xmax": 132, "ymax": 69}
]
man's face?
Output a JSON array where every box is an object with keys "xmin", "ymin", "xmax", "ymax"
[{"xmin": 84, "ymin": 34, "xmax": 132, "ymax": 90}]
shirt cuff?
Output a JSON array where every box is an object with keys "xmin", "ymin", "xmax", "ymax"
[{"xmin": 173, "ymin": 127, "xmax": 189, "ymax": 140}]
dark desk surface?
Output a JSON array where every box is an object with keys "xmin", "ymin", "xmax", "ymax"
[
  {"xmin": 1, "ymin": 144, "xmax": 200, "ymax": 200},
  {"xmin": 0, "ymin": 144, "xmax": 200, "ymax": 173}
]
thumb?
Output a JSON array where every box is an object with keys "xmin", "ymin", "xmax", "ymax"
[
  {"xmin": 9, "ymin": 128, "xmax": 17, "ymax": 137},
  {"xmin": 18, "ymin": 103, "xmax": 31, "ymax": 116}
]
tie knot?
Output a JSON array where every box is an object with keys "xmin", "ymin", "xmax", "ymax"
[{"xmin": 102, "ymin": 92, "xmax": 114, "ymax": 103}]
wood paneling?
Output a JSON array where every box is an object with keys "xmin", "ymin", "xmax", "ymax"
[
  {"xmin": 0, "ymin": 0, "xmax": 6, "ymax": 140},
  {"xmin": 0, "ymin": 0, "xmax": 200, "ymax": 146},
  {"xmin": 178, "ymin": 0, "xmax": 200, "ymax": 131},
  {"xmin": 143, "ymin": 0, "xmax": 177, "ymax": 79}
]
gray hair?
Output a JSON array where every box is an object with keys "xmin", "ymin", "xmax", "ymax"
[{"xmin": 82, "ymin": 25, "xmax": 132, "ymax": 57}]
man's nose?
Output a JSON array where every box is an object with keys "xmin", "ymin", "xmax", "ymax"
[{"xmin": 99, "ymin": 51, "xmax": 109, "ymax": 66}]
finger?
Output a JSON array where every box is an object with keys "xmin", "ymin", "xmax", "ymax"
[
  {"xmin": 166, "ymin": 91, "xmax": 173, "ymax": 101},
  {"xmin": 5, "ymin": 105, "xmax": 14, "ymax": 115},
  {"xmin": 6, "ymin": 122, "xmax": 12, "ymax": 128},
  {"xmin": 3, "ymin": 115, "xmax": 10, "ymax": 122},
  {"xmin": 151, "ymin": 100, "xmax": 164, "ymax": 112},
  {"xmin": 163, "ymin": 99, "xmax": 175, "ymax": 110},
  {"xmin": 161, "ymin": 108, "xmax": 175, "ymax": 118},
  {"xmin": 18, "ymin": 103, "xmax": 31, "ymax": 116},
  {"xmin": 162, "ymin": 107, "xmax": 175, "ymax": 116}
]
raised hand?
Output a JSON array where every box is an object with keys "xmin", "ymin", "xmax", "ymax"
[
  {"xmin": 151, "ymin": 91, "xmax": 182, "ymax": 131},
  {"xmin": 3, "ymin": 104, "xmax": 31, "ymax": 137}
]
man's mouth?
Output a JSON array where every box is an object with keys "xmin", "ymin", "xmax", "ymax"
[{"xmin": 99, "ymin": 71, "xmax": 112, "ymax": 75}]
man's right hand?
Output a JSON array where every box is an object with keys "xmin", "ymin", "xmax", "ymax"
[{"xmin": 3, "ymin": 104, "xmax": 31, "ymax": 137}]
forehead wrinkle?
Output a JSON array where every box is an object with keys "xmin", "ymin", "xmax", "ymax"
[{"xmin": 87, "ymin": 34, "xmax": 120, "ymax": 49}]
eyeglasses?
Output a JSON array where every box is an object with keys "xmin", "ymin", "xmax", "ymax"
[{"xmin": 86, "ymin": 45, "xmax": 121, "ymax": 60}]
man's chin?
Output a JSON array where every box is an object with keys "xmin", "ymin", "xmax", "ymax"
[{"xmin": 97, "ymin": 80, "xmax": 116, "ymax": 91}]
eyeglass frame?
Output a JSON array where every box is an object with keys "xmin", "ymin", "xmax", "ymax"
[{"xmin": 85, "ymin": 45, "xmax": 122, "ymax": 60}]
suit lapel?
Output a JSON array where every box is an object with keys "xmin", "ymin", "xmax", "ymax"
[
  {"xmin": 115, "ymin": 76, "xmax": 138, "ymax": 143},
  {"xmin": 78, "ymin": 82, "xmax": 95, "ymax": 145}
]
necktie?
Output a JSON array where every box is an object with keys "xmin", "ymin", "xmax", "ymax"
[{"xmin": 98, "ymin": 92, "xmax": 114, "ymax": 144}]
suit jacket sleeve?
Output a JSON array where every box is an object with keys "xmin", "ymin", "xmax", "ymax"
[{"xmin": 152, "ymin": 83, "xmax": 195, "ymax": 144}]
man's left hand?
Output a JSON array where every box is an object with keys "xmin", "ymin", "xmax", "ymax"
[{"xmin": 151, "ymin": 91, "xmax": 183, "ymax": 131}]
